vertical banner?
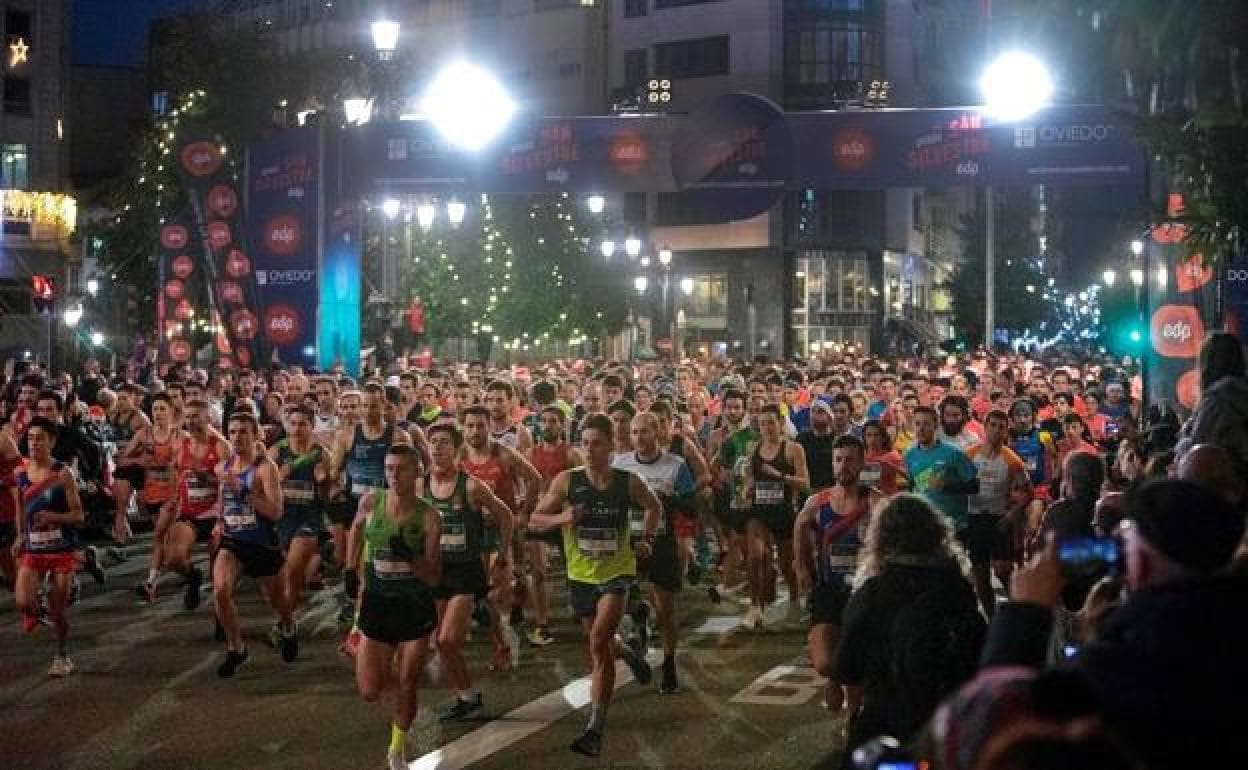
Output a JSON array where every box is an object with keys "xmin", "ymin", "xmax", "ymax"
[
  {"xmin": 1146, "ymin": 195, "xmax": 1216, "ymax": 413},
  {"xmin": 158, "ymin": 215, "xmax": 199, "ymax": 366},
  {"xmin": 318, "ymin": 204, "xmax": 361, "ymax": 377},
  {"xmin": 176, "ymin": 131, "xmax": 265, "ymax": 371},
  {"xmin": 246, "ymin": 126, "xmax": 320, "ymax": 365}
]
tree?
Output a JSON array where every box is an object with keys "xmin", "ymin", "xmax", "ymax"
[{"xmin": 944, "ymin": 187, "xmax": 1057, "ymax": 343}]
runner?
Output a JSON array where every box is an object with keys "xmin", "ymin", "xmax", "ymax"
[
  {"xmin": 124, "ymin": 393, "xmax": 184, "ymax": 603},
  {"xmin": 11, "ymin": 417, "xmax": 84, "ymax": 676},
  {"xmin": 163, "ymin": 399, "xmax": 229, "ymax": 611},
  {"xmin": 418, "ymin": 421, "xmax": 514, "ymax": 722},
  {"xmin": 345, "ymin": 444, "xmax": 442, "ymax": 770},
  {"xmin": 211, "ymin": 411, "xmax": 296, "ymax": 676},
  {"xmin": 1008, "ymin": 397, "xmax": 1057, "ymax": 533},
  {"xmin": 707, "ymin": 388, "xmax": 754, "ymax": 601},
  {"xmin": 611, "ymin": 411, "xmax": 697, "ymax": 694},
  {"xmin": 107, "ymin": 384, "xmax": 150, "ymax": 544},
  {"xmin": 484, "ymin": 380, "xmax": 533, "ymax": 453},
  {"xmin": 460, "ymin": 404, "xmax": 540, "ymax": 672},
  {"xmin": 964, "ymin": 409, "xmax": 1030, "ymax": 616},
  {"xmin": 529, "ymin": 413, "xmax": 663, "ymax": 757},
  {"xmin": 649, "ymin": 399, "xmax": 712, "ymax": 586},
  {"xmin": 0, "ymin": 428, "xmax": 20, "ymax": 590},
  {"xmin": 742, "ymin": 403, "xmax": 809, "ymax": 629},
  {"xmin": 270, "ymin": 404, "xmax": 332, "ymax": 632},
  {"xmin": 793, "ymin": 434, "xmax": 881, "ymax": 710},
  {"xmin": 524, "ymin": 404, "xmax": 584, "ymax": 646}
]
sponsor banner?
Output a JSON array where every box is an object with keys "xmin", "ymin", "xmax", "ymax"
[
  {"xmin": 157, "ymin": 215, "xmax": 201, "ymax": 365},
  {"xmin": 1146, "ymin": 199, "xmax": 1218, "ymax": 413},
  {"xmin": 175, "ymin": 129, "xmax": 265, "ymax": 370},
  {"xmin": 348, "ymin": 102, "xmax": 1144, "ymax": 196},
  {"xmin": 247, "ymin": 126, "xmax": 320, "ymax": 364}
]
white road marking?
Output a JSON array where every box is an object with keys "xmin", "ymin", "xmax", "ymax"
[
  {"xmin": 729, "ymin": 663, "xmax": 827, "ymax": 706},
  {"xmin": 408, "ymin": 651, "xmax": 661, "ymax": 770}
]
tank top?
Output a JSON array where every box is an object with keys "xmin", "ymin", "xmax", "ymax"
[
  {"xmin": 178, "ymin": 436, "xmax": 223, "ymax": 519},
  {"xmin": 530, "ymin": 442, "xmax": 572, "ymax": 485},
  {"xmin": 462, "ymin": 445, "xmax": 516, "ymax": 512},
  {"xmin": 110, "ymin": 410, "xmax": 139, "ymax": 446},
  {"xmin": 364, "ymin": 489, "xmax": 431, "ymax": 596},
  {"xmin": 19, "ymin": 461, "xmax": 74, "ymax": 553},
  {"xmin": 810, "ymin": 485, "xmax": 871, "ymax": 587},
  {"xmin": 423, "ymin": 471, "xmax": 483, "ymax": 563},
  {"xmin": 276, "ymin": 440, "xmax": 323, "ymax": 514},
  {"xmin": 751, "ymin": 440, "xmax": 795, "ymax": 514},
  {"xmin": 1011, "ymin": 429, "xmax": 1049, "ymax": 486},
  {"xmin": 347, "ymin": 423, "xmax": 392, "ymax": 498},
  {"xmin": 142, "ymin": 426, "xmax": 178, "ymax": 505},
  {"xmin": 220, "ymin": 456, "xmax": 276, "ymax": 547},
  {"xmin": 0, "ymin": 452, "xmax": 22, "ymax": 524},
  {"xmin": 563, "ymin": 467, "xmax": 635, "ymax": 585}
]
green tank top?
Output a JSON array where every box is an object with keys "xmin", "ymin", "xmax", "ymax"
[
  {"xmin": 422, "ymin": 472, "xmax": 484, "ymax": 564},
  {"xmin": 562, "ymin": 468, "xmax": 636, "ymax": 585},
  {"xmin": 363, "ymin": 490, "xmax": 429, "ymax": 596}
]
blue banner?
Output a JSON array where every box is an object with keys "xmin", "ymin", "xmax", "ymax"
[{"xmin": 247, "ymin": 126, "xmax": 320, "ymax": 366}]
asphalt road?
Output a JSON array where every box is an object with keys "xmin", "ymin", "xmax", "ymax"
[{"xmin": 0, "ymin": 539, "xmax": 847, "ymax": 769}]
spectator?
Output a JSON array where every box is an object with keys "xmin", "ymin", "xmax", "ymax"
[
  {"xmin": 983, "ymin": 478, "xmax": 1248, "ymax": 770},
  {"xmin": 836, "ymin": 494, "xmax": 986, "ymax": 753},
  {"xmin": 1036, "ymin": 451, "xmax": 1104, "ymax": 613},
  {"xmin": 1176, "ymin": 331, "xmax": 1248, "ymax": 471}
]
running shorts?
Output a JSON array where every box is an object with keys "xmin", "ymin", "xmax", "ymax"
[
  {"xmin": 636, "ymin": 535, "xmax": 682, "ymax": 593},
  {"xmin": 219, "ymin": 538, "xmax": 283, "ymax": 579},
  {"xmin": 568, "ymin": 576, "xmax": 634, "ymax": 619},
  {"xmin": 433, "ymin": 559, "xmax": 488, "ymax": 601},
  {"xmin": 277, "ymin": 508, "xmax": 324, "ymax": 549},
  {"xmin": 20, "ymin": 552, "xmax": 78, "ymax": 575},
  {"xmin": 358, "ymin": 588, "xmax": 437, "ymax": 646},
  {"xmin": 810, "ymin": 581, "xmax": 852, "ymax": 626}
]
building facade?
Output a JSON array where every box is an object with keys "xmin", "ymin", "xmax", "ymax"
[{"xmin": 0, "ymin": 0, "xmax": 74, "ymax": 359}]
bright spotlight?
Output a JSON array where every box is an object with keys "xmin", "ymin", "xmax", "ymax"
[
  {"xmin": 420, "ymin": 61, "xmax": 516, "ymax": 151},
  {"xmin": 587, "ymin": 195, "xmax": 606, "ymax": 214},
  {"xmin": 416, "ymin": 203, "xmax": 436, "ymax": 230},
  {"xmin": 980, "ymin": 51, "xmax": 1053, "ymax": 121},
  {"xmin": 382, "ymin": 199, "xmax": 401, "ymax": 220}
]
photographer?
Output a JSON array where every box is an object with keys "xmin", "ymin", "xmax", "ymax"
[{"xmin": 983, "ymin": 479, "xmax": 1248, "ymax": 769}]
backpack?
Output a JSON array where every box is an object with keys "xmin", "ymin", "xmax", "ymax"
[{"xmin": 887, "ymin": 577, "xmax": 987, "ymax": 735}]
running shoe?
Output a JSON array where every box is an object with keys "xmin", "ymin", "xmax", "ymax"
[
  {"xmin": 135, "ymin": 580, "xmax": 156, "ymax": 604},
  {"xmin": 48, "ymin": 656, "xmax": 75, "ymax": 677},
  {"xmin": 526, "ymin": 626, "xmax": 555, "ymax": 647},
  {"xmin": 569, "ymin": 728, "xmax": 602, "ymax": 757},
  {"xmin": 387, "ymin": 747, "xmax": 407, "ymax": 770},
  {"xmin": 217, "ymin": 648, "xmax": 249, "ymax": 678},
  {"xmin": 437, "ymin": 693, "xmax": 483, "ymax": 723},
  {"xmin": 266, "ymin": 623, "xmax": 283, "ymax": 650},
  {"xmin": 659, "ymin": 658, "xmax": 680, "ymax": 695},
  {"xmin": 83, "ymin": 546, "xmax": 106, "ymax": 584},
  {"xmin": 336, "ymin": 594, "xmax": 354, "ymax": 624},
  {"xmin": 68, "ymin": 577, "xmax": 82, "ymax": 607},
  {"xmin": 279, "ymin": 623, "xmax": 299, "ymax": 663},
  {"xmin": 618, "ymin": 640, "xmax": 652, "ymax": 685},
  {"xmin": 183, "ymin": 566, "xmax": 203, "ymax": 611},
  {"xmin": 338, "ymin": 628, "xmax": 362, "ymax": 659}
]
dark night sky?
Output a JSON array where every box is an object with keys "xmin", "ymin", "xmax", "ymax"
[{"xmin": 74, "ymin": 0, "xmax": 215, "ymax": 68}]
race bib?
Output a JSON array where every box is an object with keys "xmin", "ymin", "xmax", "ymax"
[
  {"xmin": 28, "ymin": 529, "xmax": 63, "ymax": 549},
  {"xmin": 224, "ymin": 512, "xmax": 257, "ymax": 531},
  {"xmin": 373, "ymin": 549, "xmax": 414, "ymax": 579},
  {"xmin": 351, "ymin": 481, "xmax": 379, "ymax": 498},
  {"xmin": 187, "ymin": 480, "xmax": 216, "ymax": 503},
  {"xmin": 754, "ymin": 481, "xmax": 785, "ymax": 505},
  {"xmin": 859, "ymin": 466, "xmax": 882, "ymax": 484},
  {"xmin": 282, "ymin": 481, "xmax": 315, "ymax": 504},
  {"xmin": 577, "ymin": 527, "xmax": 619, "ymax": 559},
  {"xmin": 440, "ymin": 521, "xmax": 467, "ymax": 553},
  {"xmin": 1024, "ymin": 455, "xmax": 1039, "ymax": 474},
  {"xmin": 629, "ymin": 508, "xmax": 666, "ymax": 537}
]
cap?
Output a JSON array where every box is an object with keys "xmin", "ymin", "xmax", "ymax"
[
  {"xmin": 810, "ymin": 395, "xmax": 835, "ymax": 415},
  {"xmin": 1127, "ymin": 479, "xmax": 1245, "ymax": 572}
]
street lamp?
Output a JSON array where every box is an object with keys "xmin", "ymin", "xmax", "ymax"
[
  {"xmin": 343, "ymin": 97, "xmax": 372, "ymax": 125},
  {"xmin": 63, "ymin": 302, "xmax": 83, "ymax": 328},
  {"xmin": 625, "ymin": 236, "xmax": 642, "ymax": 258},
  {"xmin": 640, "ymin": 255, "xmax": 651, "ymax": 268},
  {"xmin": 416, "ymin": 202, "xmax": 436, "ymax": 230},
  {"xmin": 420, "ymin": 61, "xmax": 516, "ymax": 151},
  {"xmin": 1130, "ymin": 268, "xmax": 1145, "ymax": 287},
  {"xmin": 634, "ymin": 275, "xmax": 648, "ymax": 293},
  {"xmin": 382, "ymin": 198, "xmax": 401, "ymax": 220},
  {"xmin": 90, "ymin": 331, "xmax": 104, "ymax": 347},
  {"xmin": 1131, "ymin": 239, "xmax": 1145, "ymax": 257},
  {"xmin": 86, "ymin": 278, "xmax": 99, "ymax": 296},
  {"xmin": 1103, "ymin": 269, "xmax": 1117, "ymax": 287},
  {"xmin": 600, "ymin": 239, "xmax": 616, "ymax": 259},
  {"xmin": 446, "ymin": 199, "xmax": 467, "ymax": 226},
  {"xmin": 587, "ymin": 194, "xmax": 605, "ymax": 214},
  {"xmin": 658, "ymin": 247, "xmax": 672, "ymax": 267},
  {"xmin": 680, "ymin": 277, "xmax": 694, "ymax": 296},
  {"xmin": 1156, "ymin": 265, "xmax": 1168, "ymax": 288},
  {"xmin": 979, "ymin": 50, "xmax": 1052, "ymax": 350},
  {"xmin": 371, "ymin": 19, "xmax": 400, "ymax": 60}
]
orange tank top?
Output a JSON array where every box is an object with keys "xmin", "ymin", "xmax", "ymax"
[
  {"xmin": 142, "ymin": 427, "xmax": 177, "ymax": 505},
  {"xmin": 178, "ymin": 436, "xmax": 222, "ymax": 518},
  {"xmin": 529, "ymin": 442, "xmax": 572, "ymax": 485},
  {"xmin": 462, "ymin": 446, "xmax": 516, "ymax": 511}
]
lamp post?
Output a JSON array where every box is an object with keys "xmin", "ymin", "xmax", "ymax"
[
  {"xmin": 381, "ymin": 198, "xmax": 400, "ymax": 300},
  {"xmin": 979, "ymin": 51, "xmax": 1053, "ymax": 351},
  {"xmin": 658, "ymin": 247, "xmax": 673, "ymax": 357}
]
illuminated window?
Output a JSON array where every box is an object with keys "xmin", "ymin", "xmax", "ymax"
[
  {"xmin": 1, "ymin": 143, "xmax": 27, "ymax": 189},
  {"xmin": 686, "ymin": 273, "xmax": 728, "ymax": 318}
]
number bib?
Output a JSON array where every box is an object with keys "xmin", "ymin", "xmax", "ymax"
[
  {"xmin": 372, "ymin": 548, "xmax": 414, "ymax": 580},
  {"xmin": 283, "ymin": 480, "xmax": 316, "ymax": 504},
  {"xmin": 224, "ymin": 510, "xmax": 257, "ymax": 531},
  {"xmin": 440, "ymin": 520, "xmax": 468, "ymax": 553},
  {"xmin": 859, "ymin": 465, "xmax": 882, "ymax": 485},
  {"xmin": 187, "ymin": 476, "xmax": 217, "ymax": 503},
  {"xmin": 754, "ymin": 480, "xmax": 785, "ymax": 505},
  {"xmin": 576, "ymin": 527, "xmax": 620, "ymax": 559},
  {"xmin": 351, "ymin": 481, "xmax": 380, "ymax": 498},
  {"xmin": 629, "ymin": 508, "xmax": 666, "ymax": 537},
  {"xmin": 28, "ymin": 529, "xmax": 63, "ymax": 550}
]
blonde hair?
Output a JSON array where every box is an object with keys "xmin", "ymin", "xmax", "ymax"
[{"xmin": 854, "ymin": 493, "xmax": 971, "ymax": 588}]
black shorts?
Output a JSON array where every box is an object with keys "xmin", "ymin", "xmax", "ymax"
[
  {"xmin": 114, "ymin": 465, "xmax": 144, "ymax": 488},
  {"xmin": 219, "ymin": 538, "xmax": 283, "ymax": 579},
  {"xmin": 358, "ymin": 588, "xmax": 437, "ymax": 646},
  {"xmin": 962, "ymin": 514, "xmax": 1012, "ymax": 566},
  {"xmin": 747, "ymin": 506, "xmax": 795, "ymax": 539},
  {"xmin": 277, "ymin": 507, "xmax": 324, "ymax": 549},
  {"xmin": 433, "ymin": 559, "xmax": 488, "ymax": 601},
  {"xmin": 176, "ymin": 517, "xmax": 216, "ymax": 544},
  {"xmin": 0, "ymin": 521, "xmax": 15, "ymax": 549},
  {"xmin": 524, "ymin": 526, "xmax": 563, "ymax": 548},
  {"xmin": 810, "ymin": 581, "xmax": 851, "ymax": 626},
  {"xmin": 568, "ymin": 576, "xmax": 634, "ymax": 619},
  {"xmin": 636, "ymin": 535, "xmax": 682, "ymax": 593},
  {"xmin": 326, "ymin": 497, "xmax": 356, "ymax": 527}
]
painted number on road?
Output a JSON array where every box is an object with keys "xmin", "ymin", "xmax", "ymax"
[{"xmin": 730, "ymin": 665, "xmax": 827, "ymax": 706}]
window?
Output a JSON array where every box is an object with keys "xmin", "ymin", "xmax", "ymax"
[
  {"xmin": 624, "ymin": 0, "xmax": 647, "ymax": 17},
  {"xmin": 151, "ymin": 90, "xmax": 170, "ymax": 116},
  {"xmin": 654, "ymin": 35, "xmax": 730, "ymax": 79},
  {"xmin": 794, "ymin": 251, "xmax": 868, "ymax": 312},
  {"xmin": 4, "ymin": 76, "xmax": 30, "ymax": 114},
  {"xmin": 686, "ymin": 274, "xmax": 728, "ymax": 317},
  {"xmin": 624, "ymin": 49, "xmax": 648, "ymax": 90},
  {"xmin": 1, "ymin": 143, "xmax": 27, "ymax": 189}
]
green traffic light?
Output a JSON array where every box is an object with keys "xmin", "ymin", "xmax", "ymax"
[{"xmin": 1129, "ymin": 329, "xmax": 1142, "ymax": 343}]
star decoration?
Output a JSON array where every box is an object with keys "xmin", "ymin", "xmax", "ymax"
[{"xmin": 9, "ymin": 37, "xmax": 28, "ymax": 68}]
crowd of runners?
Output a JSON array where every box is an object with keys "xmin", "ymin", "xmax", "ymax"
[{"xmin": 6, "ymin": 341, "xmax": 1237, "ymax": 769}]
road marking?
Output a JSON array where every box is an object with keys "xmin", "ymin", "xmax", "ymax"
[
  {"xmin": 729, "ymin": 663, "xmax": 827, "ymax": 706},
  {"xmin": 408, "ymin": 651, "xmax": 661, "ymax": 770}
]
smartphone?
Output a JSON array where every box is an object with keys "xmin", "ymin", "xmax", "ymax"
[{"xmin": 1058, "ymin": 536, "xmax": 1120, "ymax": 580}]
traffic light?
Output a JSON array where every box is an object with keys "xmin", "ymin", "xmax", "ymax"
[{"xmin": 31, "ymin": 274, "xmax": 54, "ymax": 313}]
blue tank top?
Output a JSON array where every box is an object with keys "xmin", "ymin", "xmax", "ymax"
[
  {"xmin": 347, "ymin": 423, "xmax": 392, "ymax": 498},
  {"xmin": 19, "ymin": 462, "xmax": 74, "ymax": 553},
  {"xmin": 1011, "ymin": 429, "xmax": 1048, "ymax": 486},
  {"xmin": 810, "ymin": 487, "xmax": 870, "ymax": 587},
  {"xmin": 221, "ymin": 456, "xmax": 277, "ymax": 547}
]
